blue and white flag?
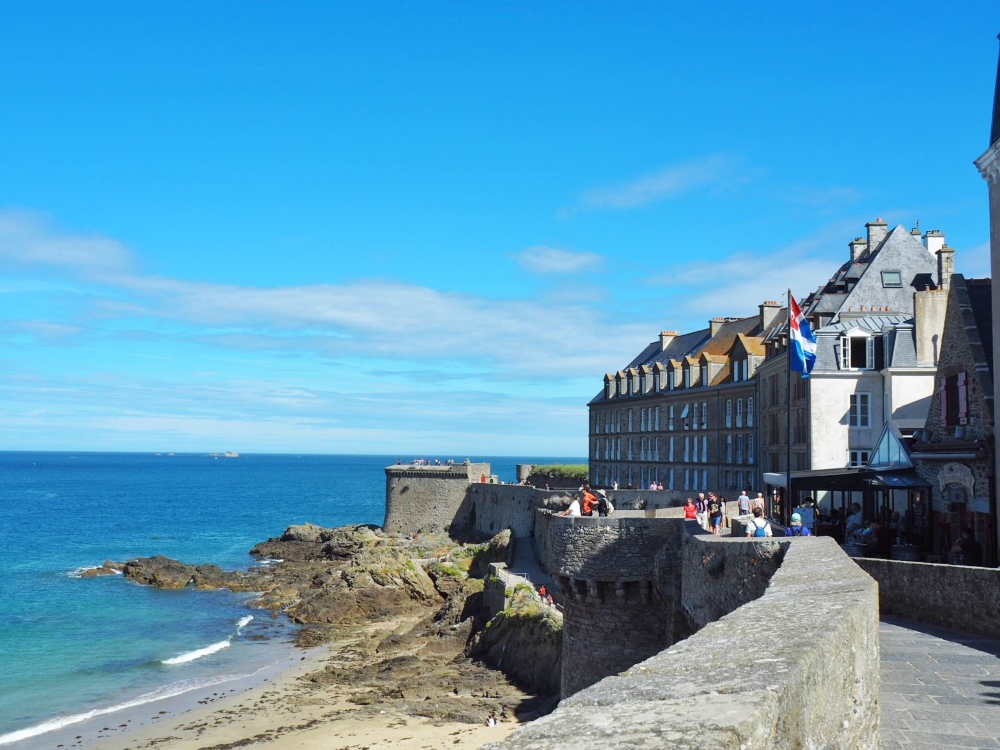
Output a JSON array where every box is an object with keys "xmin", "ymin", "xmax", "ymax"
[{"xmin": 789, "ymin": 294, "xmax": 817, "ymax": 378}]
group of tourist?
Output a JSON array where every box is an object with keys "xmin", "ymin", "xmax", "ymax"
[
  {"xmin": 680, "ymin": 489, "xmax": 812, "ymax": 538},
  {"xmin": 557, "ymin": 484, "xmax": 614, "ymax": 517}
]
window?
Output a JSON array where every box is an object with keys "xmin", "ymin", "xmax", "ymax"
[
  {"xmin": 606, "ymin": 381, "xmax": 613, "ymax": 399},
  {"xmin": 639, "ymin": 374, "xmax": 646, "ymax": 393},
  {"xmin": 736, "ymin": 399, "xmax": 743, "ymax": 428},
  {"xmin": 726, "ymin": 434, "xmax": 733, "ymax": 463},
  {"xmin": 841, "ymin": 333, "xmax": 878, "ymax": 370},
  {"xmin": 736, "ymin": 435, "xmax": 744, "ymax": 464},
  {"xmin": 702, "ymin": 469, "xmax": 709, "ymax": 489},
  {"xmin": 742, "ymin": 360, "xmax": 749, "ymax": 381},
  {"xmin": 700, "ymin": 364, "xmax": 708, "ymax": 386},
  {"xmin": 640, "ymin": 438, "xmax": 646, "ymax": 461},
  {"xmin": 702, "ymin": 435, "xmax": 708, "ymax": 463},
  {"xmin": 684, "ymin": 469, "xmax": 690, "ymax": 491},
  {"xmin": 691, "ymin": 402, "xmax": 698, "ymax": 430},
  {"xmin": 747, "ymin": 397, "xmax": 754, "ymax": 427},
  {"xmin": 733, "ymin": 360, "xmax": 741, "ymax": 382},
  {"xmin": 627, "ymin": 438, "xmax": 633, "ymax": 460},
  {"xmin": 684, "ymin": 436, "xmax": 690, "ymax": 462},
  {"xmin": 849, "ymin": 450, "xmax": 870, "ymax": 467},
  {"xmin": 941, "ymin": 372, "xmax": 969, "ymax": 427},
  {"xmin": 640, "ymin": 408, "xmax": 646, "ymax": 432},
  {"xmin": 669, "ymin": 436, "xmax": 675, "ymax": 461},
  {"xmin": 881, "ymin": 270, "xmax": 903, "ymax": 288},
  {"xmin": 668, "ymin": 468, "xmax": 674, "ymax": 490},
  {"xmin": 701, "ymin": 402, "xmax": 708, "ymax": 429},
  {"xmin": 654, "ymin": 437, "xmax": 660, "ymax": 461},
  {"xmin": 668, "ymin": 405, "xmax": 675, "ymax": 431},
  {"xmin": 684, "ymin": 367, "xmax": 691, "ymax": 389},
  {"xmin": 619, "ymin": 378, "xmax": 627, "ymax": 397},
  {"xmin": 628, "ymin": 410, "xmax": 633, "ymax": 432},
  {"xmin": 725, "ymin": 400, "xmax": 733, "ymax": 428},
  {"xmin": 680, "ymin": 403, "xmax": 690, "ymax": 430},
  {"xmin": 654, "ymin": 371, "xmax": 660, "ymax": 391},
  {"xmin": 747, "ymin": 435, "xmax": 754, "ymax": 464},
  {"xmin": 654, "ymin": 406, "xmax": 660, "ymax": 431},
  {"xmin": 668, "ymin": 369, "xmax": 675, "ymax": 391},
  {"xmin": 692, "ymin": 434, "xmax": 699, "ymax": 463},
  {"xmin": 849, "ymin": 393, "xmax": 871, "ymax": 427}
]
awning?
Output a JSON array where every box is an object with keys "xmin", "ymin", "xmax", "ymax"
[{"xmin": 763, "ymin": 468, "xmax": 929, "ymax": 491}]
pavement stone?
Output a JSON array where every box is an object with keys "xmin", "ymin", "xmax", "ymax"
[{"xmin": 881, "ymin": 617, "xmax": 1000, "ymax": 748}]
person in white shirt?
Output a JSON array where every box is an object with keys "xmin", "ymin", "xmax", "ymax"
[
  {"xmin": 558, "ymin": 497, "xmax": 582, "ymax": 517},
  {"xmin": 745, "ymin": 507, "xmax": 773, "ymax": 537},
  {"xmin": 845, "ymin": 503, "xmax": 864, "ymax": 540}
]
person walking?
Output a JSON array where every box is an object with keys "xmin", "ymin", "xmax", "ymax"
[
  {"xmin": 737, "ymin": 489, "xmax": 751, "ymax": 516},
  {"xmin": 785, "ymin": 512, "xmax": 811, "ymax": 537},
  {"xmin": 695, "ymin": 492, "xmax": 709, "ymax": 531},
  {"xmin": 708, "ymin": 493, "xmax": 723, "ymax": 535},
  {"xmin": 746, "ymin": 507, "xmax": 773, "ymax": 537}
]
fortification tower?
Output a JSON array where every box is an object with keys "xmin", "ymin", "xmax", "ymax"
[
  {"xmin": 383, "ymin": 461, "xmax": 490, "ymax": 534},
  {"xmin": 544, "ymin": 515, "xmax": 685, "ymax": 696}
]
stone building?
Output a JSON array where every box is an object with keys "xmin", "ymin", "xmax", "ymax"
[
  {"xmin": 974, "ymin": 34, "xmax": 1000, "ymax": 553},
  {"xmin": 911, "ymin": 275, "xmax": 995, "ymax": 564},
  {"xmin": 757, "ymin": 222, "xmax": 951, "ymax": 519},
  {"xmin": 588, "ymin": 303, "xmax": 783, "ymax": 500}
]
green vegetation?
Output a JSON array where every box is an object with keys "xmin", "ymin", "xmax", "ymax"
[
  {"xmin": 530, "ymin": 464, "xmax": 589, "ymax": 480},
  {"xmin": 427, "ymin": 561, "xmax": 463, "ymax": 578}
]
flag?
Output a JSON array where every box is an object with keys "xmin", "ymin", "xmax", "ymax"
[{"xmin": 789, "ymin": 293, "xmax": 817, "ymax": 378}]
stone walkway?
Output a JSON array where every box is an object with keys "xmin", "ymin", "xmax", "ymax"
[{"xmin": 881, "ymin": 617, "xmax": 1000, "ymax": 749}]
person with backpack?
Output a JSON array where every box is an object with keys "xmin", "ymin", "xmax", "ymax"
[
  {"xmin": 745, "ymin": 507, "xmax": 772, "ymax": 538},
  {"xmin": 596, "ymin": 489, "xmax": 614, "ymax": 517},
  {"xmin": 737, "ymin": 489, "xmax": 751, "ymax": 516},
  {"xmin": 785, "ymin": 512, "xmax": 811, "ymax": 537}
]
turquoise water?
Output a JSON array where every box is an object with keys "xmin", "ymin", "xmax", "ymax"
[{"xmin": 0, "ymin": 452, "xmax": 578, "ymax": 745}]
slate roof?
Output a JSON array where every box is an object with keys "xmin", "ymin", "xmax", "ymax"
[{"xmin": 966, "ymin": 278, "xmax": 994, "ymax": 376}]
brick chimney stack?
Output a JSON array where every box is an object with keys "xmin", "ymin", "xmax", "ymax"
[
  {"xmin": 866, "ymin": 218, "xmax": 888, "ymax": 252},
  {"xmin": 937, "ymin": 244, "xmax": 955, "ymax": 290},
  {"xmin": 709, "ymin": 317, "xmax": 725, "ymax": 336},
  {"xmin": 923, "ymin": 229, "xmax": 946, "ymax": 255},
  {"xmin": 659, "ymin": 331, "xmax": 677, "ymax": 351},
  {"xmin": 849, "ymin": 237, "xmax": 868, "ymax": 262},
  {"xmin": 759, "ymin": 300, "xmax": 781, "ymax": 329}
]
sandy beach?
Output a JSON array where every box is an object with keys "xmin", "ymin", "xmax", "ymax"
[{"xmin": 72, "ymin": 617, "xmax": 524, "ymax": 750}]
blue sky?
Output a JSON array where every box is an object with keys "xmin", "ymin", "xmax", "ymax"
[{"xmin": 1, "ymin": 1, "xmax": 998, "ymax": 455}]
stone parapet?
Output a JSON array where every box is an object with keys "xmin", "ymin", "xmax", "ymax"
[
  {"xmin": 856, "ymin": 557, "xmax": 1000, "ymax": 640},
  {"xmin": 383, "ymin": 462, "xmax": 490, "ymax": 534},
  {"xmin": 487, "ymin": 536, "xmax": 880, "ymax": 749}
]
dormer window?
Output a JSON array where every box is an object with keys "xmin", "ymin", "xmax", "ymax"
[
  {"xmin": 881, "ymin": 270, "xmax": 903, "ymax": 288},
  {"xmin": 840, "ymin": 331, "xmax": 884, "ymax": 370},
  {"xmin": 668, "ymin": 368, "xmax": 675, "ymax": 391},
  {"xmin": 683, "ymin": 367, "xmax": 691, "ymax": 389},
  {"xmin": 639, "ymin": 374, "xmax": 646, "ymax": 394},
  {"xmin": 700, "ymin": 364, "xmax": 708, "ymax": 386},
  {"xmin": 654, "ymin": 371, "xmax": 660, "ymax": 391}
]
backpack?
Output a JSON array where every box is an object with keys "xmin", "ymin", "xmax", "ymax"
[
  {"xmin": 752, "ymin": 518, "xmax": 768, "ymax": 537},
  {"xmin": 606, "ymin": 498, "xmax": 615, "ymax": 515}
]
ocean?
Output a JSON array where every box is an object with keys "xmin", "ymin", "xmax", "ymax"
[{"xmin": 0, "ymin": 451, "xmax": 580, "ymax": 747}]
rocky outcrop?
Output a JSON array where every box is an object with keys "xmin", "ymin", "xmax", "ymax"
[
  {"xmin": 468, "ymin": 584, "xmax": 562, "ymax": 695},
  {"xmin": 79, "ymin": 560, "xmax": 124, "ymax": 578}
]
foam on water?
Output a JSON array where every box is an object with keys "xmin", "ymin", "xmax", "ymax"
[
  {"xmin": 161, "ymin": 639, "xmax": 231, "ymax": 665},
  {"xmin": 0, "ymin": 671, "xmax": 255, "ymax": 746}
]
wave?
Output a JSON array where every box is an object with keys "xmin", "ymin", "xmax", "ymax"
[
  {"xmin": 0, "ymin": 672, "xmax": 252, "ymax": 746},
  {"xmin": 161, "ymin": 639, "xmax": 230, "ymax": 665},
  {"xmin": 162, "ymin": 615, "xmax": 253, "ymax": 665},
  {"xmin": 255, "ymin": 557, "xmax": 283, "ymax": 566},
  {"xmin": 66, "ymin": 566, "xmax": 122, "ymax": 578}
]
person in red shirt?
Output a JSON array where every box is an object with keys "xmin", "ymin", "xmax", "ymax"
[
  {"xmin": 581, "ymin": 489, "xmax": 598, "ymax": 516},
  {"xmin": 684, "ymin": 497, "xmax": 697, "ymax": 520}
]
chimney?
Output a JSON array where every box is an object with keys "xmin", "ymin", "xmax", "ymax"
[
  {"xmin": 923, "ymin": 229, "xmax": 945, "ymax": 255},
  {"xmin": 759, "ymin": 300, "xmax": 781, "ymax": 329},
  {"xmin": 910, "ymin": 226, "xmax": 922, "ymax": 240},
  {"xmin": 709, "ymin": 317, "xmax": 725, "ymax": 336},
  {"xmin": 849, "ymin": 237, "xmax": 868, "ymax": 262},
  {"xmin": 866, "ymin": 217, "xmax": 888, "ymax": 252},
  {"xmin": 658, "ymin": 330, "xmax": 677, "ymax": 351},
  {"xmin": 936, "ymin": 244, "xmax": 955, "ymax": 290}
]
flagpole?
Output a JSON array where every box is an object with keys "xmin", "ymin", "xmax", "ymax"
[{"xmin": 785, "ymin": 287, "xmax": 793, "ymax": 527}]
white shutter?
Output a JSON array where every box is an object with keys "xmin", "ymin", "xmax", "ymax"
[
  {"xmin": 841, "ymin": 337, "xmax": 849, "ymax": 369},
  {"xmin": 866, "ymin": 336, "xmax": 875, "ymax": 369}
]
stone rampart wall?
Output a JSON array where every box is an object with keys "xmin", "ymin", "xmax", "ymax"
[
  {"xmin": 487, "ymin": 536, "xmax": 880, "ymax": 749},
  {"xmin": 544, "ymin": 514, "xmax": 678, "ymax": 580},
  {"xmin": 856, "ymin": 557, "xmax": 1000, "ymax": 640},
  {"xmin": 383, "ymin": 463, "xmax": 489, "ymax": 534},
  {"xmin": 483, "ymin": 562, "xmax": 512, "ymax": 619},
  {"xmin": 451, "ymin": 484, "xmax": 542, "ymax": 539}
]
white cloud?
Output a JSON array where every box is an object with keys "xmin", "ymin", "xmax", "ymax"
[
  {"xmin": 514, "ymin": 245, "xmax": 603, "ymax": 274},
  {"xmin": 561, "ymin": 155, "xmax": 740, "ymax": 215},
  {"xmin": 0, "ymin": 208, "xmax": 133, "ymax": 276}
]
